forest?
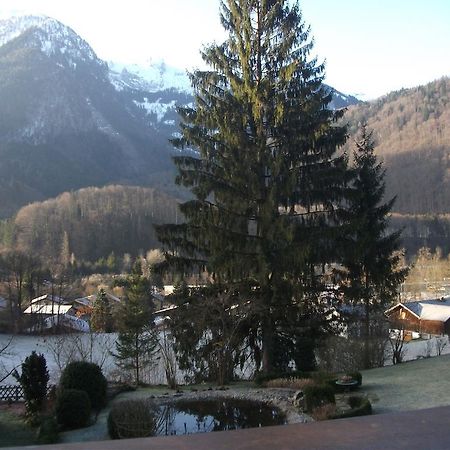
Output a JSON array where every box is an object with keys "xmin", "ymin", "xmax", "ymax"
[
  {"xmin": 0, "ymin": 185, "xmax": 180, "ymax": 267},
  {"xmin": 345, "ymin": 77, "xmax": 450, "ymax": 215}
]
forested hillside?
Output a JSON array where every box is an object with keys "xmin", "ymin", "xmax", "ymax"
[
  {"xmin": 345, "ymin": 77, "xmax": 450, "ymax": 215},
  {"xmin": 0, "ymin": 185, "xmax": 180, "ymax": 265}
]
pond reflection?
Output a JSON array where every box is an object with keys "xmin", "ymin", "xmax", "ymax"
[{"xmin": 155, "ymin": 398, "xmax": 286, "ymax": 436}]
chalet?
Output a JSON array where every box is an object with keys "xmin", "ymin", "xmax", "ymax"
[
  {"xmin": 385, "ymin": 298, "xmax": 450, "ymax": 336},
  {"xmin": 24, "ymin": 294, "xmax": 89, "ymax": 333},
  {"xmin": 23, "ymin": 294, "xmax": 69, "ymax": 314}
]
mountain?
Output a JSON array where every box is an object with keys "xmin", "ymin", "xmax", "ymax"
[
  {"xmin": 0, "ymin": 15, "xmax": 360, "ymax": 219},
  {"xmin": 344, "ymin": 77, "xmax": 450, "ymax": 215},
  {"xmin": 0, "ymin": 15, "xmax": 174, "ymax": 218}
]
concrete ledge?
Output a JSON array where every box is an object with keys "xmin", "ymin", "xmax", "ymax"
[{"xmin": 10, "ymin": 405, "xmax": 450, "ymax": 450}]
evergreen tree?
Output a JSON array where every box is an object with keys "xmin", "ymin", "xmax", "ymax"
[
  {"xmin": 339, "ymin": 125, "xmax": 408, "ymax": 369},
  {"xmin": 14, "ymin": 351, "xmax": 49, "ymax": 421},
  {"xmin": 112, "ymin": 262, "xmax": 158, "ymax": 385},
  {"xmin": 157, "ymin": 0, "xmax": 348, "ymax": 372},
  {"xmin": 90, "ymin": 288, "xmax": 113, "ymax": 332}
]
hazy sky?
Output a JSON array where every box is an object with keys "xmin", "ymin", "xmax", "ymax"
[{"xmin": 0, "ymin": 0, "xmax": 449, "ymax": 99}]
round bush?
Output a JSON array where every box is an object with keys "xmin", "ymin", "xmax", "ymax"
[
  {"xmin": 60, "ymin": 361, "xmax": 107, "ymax": 410},
  {"xmin": 55, "ymin": 389, "xmax": 91, "ymax": 429}
]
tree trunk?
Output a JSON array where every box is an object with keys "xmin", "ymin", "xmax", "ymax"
[
  {"xmin": 363, "ymin": 284, "xmax": 371, "ymax": 369},
  {"xmin": 262, "ymin": 316, "xmax": 274, "ymax": 373}
]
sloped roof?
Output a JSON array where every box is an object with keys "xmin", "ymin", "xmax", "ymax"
[
  {"xmin": 31, "ymin": 294, "xmax": 66, "ymax": 304},
  {"xmin": 74, "ymin": 292, "xmax": 121, "ymax": 307},
  {"xmin": 387, "ymin": 298, "xmax": 450, "ymax": 322},
  {"xmin": 24, "ymin": 304, "xmax": 72, "ymax": 315}
]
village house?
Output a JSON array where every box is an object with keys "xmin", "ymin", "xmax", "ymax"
[
  {"xmin": 385, "ymin": 297, "xmax": 450, "ymax": 337},
  {"xmin": 23, "ymin": 294, "xmax": 89, "ymax": 333}
]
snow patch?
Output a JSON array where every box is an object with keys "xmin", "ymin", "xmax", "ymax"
[
  {"xmin": 134, "ymin": 98, "xmax": 177, "ymax": 122},
  {"xmin": 109, "ymin": 59, "xmax": 192, "ymax": 94}
]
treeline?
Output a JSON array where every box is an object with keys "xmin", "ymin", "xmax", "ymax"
[
  {"xmin": 390, "ymin": 213, "xmax": 450, "ymax": 258},
  {"xmin": 344, "ymin": 77, "xmax": 450, "ymax": 214},
  {"xmin": 0, "ymin": 185, "xmax": 180, "ymax": 266}
]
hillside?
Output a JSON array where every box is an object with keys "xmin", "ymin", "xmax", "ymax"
[
  {"xmin": 0, "ymin": 16, "xmax": 174, "ymax": 218},
  {"xmin": 0, "ymin": 185, "xmax": 180, "ymax": 265},
  {"xmin": 345, "ymin": 77, "xmax": 450, "ymax": 215}
]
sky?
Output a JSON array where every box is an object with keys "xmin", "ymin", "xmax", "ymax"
[{"xmin": 0, "ymin": 0, "xmax": 449, "ymax": 100}]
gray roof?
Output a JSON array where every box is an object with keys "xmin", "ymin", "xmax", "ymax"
[{"xmin": 391, "ymin": 298, "xmax": 450, "ymax": 322}]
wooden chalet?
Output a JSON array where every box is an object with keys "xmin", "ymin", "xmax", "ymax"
[{"xmin": 385, "ymin": 298, "xmax": 450, "ymax": 336}]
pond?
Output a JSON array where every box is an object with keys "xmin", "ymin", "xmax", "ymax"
[
  {"xmin": 109, "ymin": 398, "xmax": 287, "ymax": 439},
  {"xmin": 154, "ymin": 399, "xmax": 286, "ymax": 436}
]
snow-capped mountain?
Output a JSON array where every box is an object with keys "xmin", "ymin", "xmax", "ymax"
[
  {"xmin": 109, "ymin": 60, "xmax": 191, "ymax": 93},
  {"xmin": 109, "ymin": 61, "xmax": 360, "ymax": 129},
  {"xmin": 0, "ymin": 15, "xmax": 100, "ymax": 66}
]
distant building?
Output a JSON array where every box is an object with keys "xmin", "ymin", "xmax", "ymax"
[
  {"xmin": 24, "ymin": 294, "xmax": 89, "ymax": 333},
  {"xmin": 385, "ymin": 297, "xmax": 450, "ymax": 336}
]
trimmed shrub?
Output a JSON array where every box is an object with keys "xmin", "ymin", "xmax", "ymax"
[
  {"xmin": 55, "ymin": 389, "xmax": 91, "ymax": 429},
  {"xmin": 36, "ymin": 416, "xmax": 59, "ymax": 444},
  {"xmin": 332, "ymin": 396, "xmax": 372, "ymax": 419},
  {"xmin": 60, "ymin": 361, "xmax": 107, "ymax": 410},
  {"xmin": 303, "ymin": 384, "xmax": 335, "ymax": 412},
  {"xmin": 108, "ymin": 400, "xmax": 157, "ymax": 439}
]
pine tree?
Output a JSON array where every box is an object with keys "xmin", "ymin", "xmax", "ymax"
[
  {"xmin": 112, "ymin": 262, "xmax": 158, "ymax": 385},
  {"xmin": 90, "ymin": 288, "xmax": 113, "ymax": 332},
  {"xmin": 157, "ymin": 0, "xmax": 348, "ymax": 373},
  {"xmin": 339, "ymin": 125, "xmax": 408, "ymax": 369}
]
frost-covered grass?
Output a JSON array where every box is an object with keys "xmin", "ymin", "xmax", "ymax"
[
  {"xmin": 361, "ymin": 354, "xmax": 450, "ymax": 414},
  {"xmin": 0, "ymin": 406, "xmax": 36, "ymax": 447}
]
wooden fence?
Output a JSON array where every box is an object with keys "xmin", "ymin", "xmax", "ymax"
[{"xmin": 0, "ymin": 384, "xmax": 55, "ymax": 403}]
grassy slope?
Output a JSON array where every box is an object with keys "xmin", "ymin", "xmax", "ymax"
[{"xmin": 361, "ymin": 354, "xmax": 450, "ymax": 414}]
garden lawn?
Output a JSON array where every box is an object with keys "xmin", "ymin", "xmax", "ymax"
[
  {"xmin": 0, "ymin": 407, "xmax": 35, "ymax": 447},
  {"xmin": 361, "ymin": 354, "xmax": 450, "ymax": 414}
]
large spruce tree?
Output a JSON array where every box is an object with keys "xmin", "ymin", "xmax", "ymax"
[
  {"xmin": 339, "ymin": 125, "xmax": 408, "ymax": 369},
  {"xmin": 157, "ymin": 0, "xmax": 348, "ymax": 372}
]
